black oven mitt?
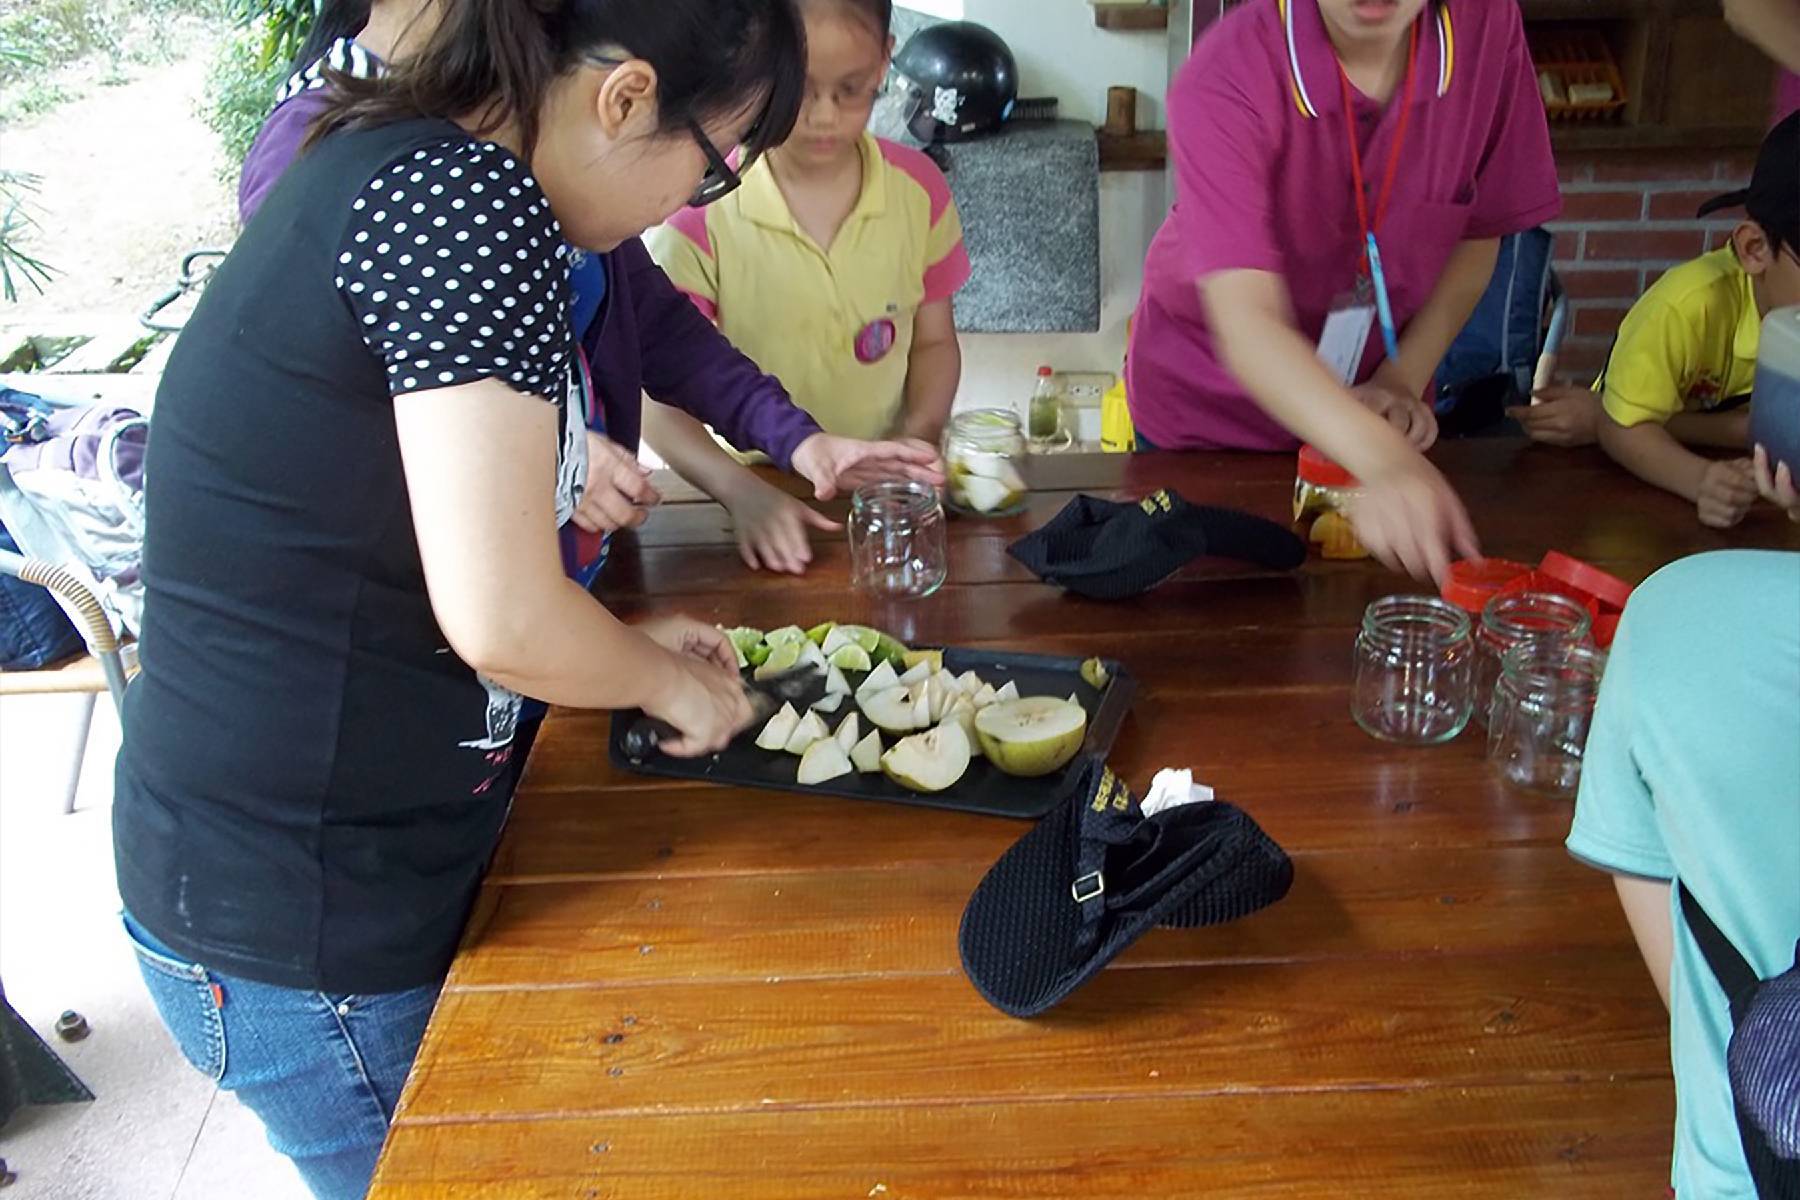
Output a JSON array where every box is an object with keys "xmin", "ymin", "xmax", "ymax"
[
  {"xmin": 959, "ymin": 760, "xmax": 1294, "ymax": 1019},
  {"xmin": 1006, "ymin": 489, "xmax": 1306, "ymax": 600}
]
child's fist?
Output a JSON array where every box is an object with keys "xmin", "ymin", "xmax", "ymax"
[
  {"xmin": 1696, "ymin": 458, "xmax": 1758, "ymax": 529},
  {"xmin": 1506, "ymin": 387, "xmax": 1601, "ymax": 448}
]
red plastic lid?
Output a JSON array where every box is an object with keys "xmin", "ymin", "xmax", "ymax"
[
  {"xmin": 1593, "ymin": 611, "xmax": 1621, "ymax": 649},
  {"xmin": 1297, "ymin": 444, "xmax": 1359, "ymax": 488},
  {"xmin": 1494, "ymin": 571, "xmax": 1602, "ymax": 622},
  {"xmin": 1539, "ymin": 551, "xmax": 1633, "ymax": 611},
  {"xmin": 1440, "ymin": 557, "xmax": 1534, "ymax": 612},
  {"xmin": 1036, "ymin": 365, "xmax": 1054, "ymax": 376}
]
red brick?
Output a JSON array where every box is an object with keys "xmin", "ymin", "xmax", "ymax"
[
  {"xmin": 1553, "ymin": 338, "xmax": 1615, "ymax": 380},
  {"xmin": 1554, "ymin": 190, "xmax": 1645, "ymax": 223},
  {"xmin": 1589, "ymin": 153, "xmax": 1728, "ymax": 184},
  {"xmin": 1557, "ymin": 160, "xmax": 1594, "ymax": 186},
  {"xmin": 1583, "ymin": 229, "xmax": 1707, "ymax": 261},
  {"xmin": 1556, "ymin": 267, "xmax": 1641, "ymax": 301},
  {"xmin": 1572, "ymin": 303, "xmax": 1633, "ymax": 338},
  {"xmin": 1646, "ymin": 189, "xmax": 1734, "ymax": 221},
  {"xmin": 1716, "ymin": 154, "xmax": 1757, "ymax": 181}
]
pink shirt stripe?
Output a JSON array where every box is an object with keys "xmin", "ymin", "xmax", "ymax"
[
  {"xmin": 878, "ymin": 138, "xmax": 954, "ymax": 224},
  {"xmin": 664, "ymin": 205, "xmax": 713, "ymax": 260},
  {"xmin": 923, "ymin": 241, "xmax": 972, "ymax": 305}
]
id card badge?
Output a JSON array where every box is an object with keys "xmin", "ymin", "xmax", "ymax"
[{"xmin": 1316, "ymin": 284, "xmax": 1376, "ymax": 386}]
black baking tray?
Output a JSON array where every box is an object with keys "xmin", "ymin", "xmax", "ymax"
[{"xmin": 609, "ymin": 647, "xmax": 1136, "ymax": 819}]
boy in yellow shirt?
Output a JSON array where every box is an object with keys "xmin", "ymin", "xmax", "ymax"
[{"xmin": 1518, "ymin": 113, "xmax": 1800, "ymax": 527}]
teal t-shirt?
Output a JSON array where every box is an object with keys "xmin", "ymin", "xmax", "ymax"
[{"xmin": 1567, "ymin": 549, "xmax": 1800, "ymax": 1199}]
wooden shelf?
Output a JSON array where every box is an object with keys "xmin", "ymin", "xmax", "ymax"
[
  {"xmin": 1097, "ymin": 129, "xmax": 1167, "ymax": 172},
  {"xmin": 1092, "ymin": 3, "xmax": 1170, "ymax": 31}
]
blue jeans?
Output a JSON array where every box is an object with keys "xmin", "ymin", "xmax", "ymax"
[{"xmin": 121, "ymin": 912, "xmax": 441, "ymax": 1200}]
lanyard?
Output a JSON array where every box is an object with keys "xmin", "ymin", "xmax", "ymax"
[
  {"xmin": 1336, "ymin": 19, "xmax": 1418, "ymax": 360},
  {"xmin": 1337, "ymin": 20, "xmax": 1419, "ymax": 267}
]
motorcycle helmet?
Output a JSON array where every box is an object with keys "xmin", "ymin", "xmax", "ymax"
[{"xmin": 891, "ymin": 21, "xmax": 1018, "ymax": 144}]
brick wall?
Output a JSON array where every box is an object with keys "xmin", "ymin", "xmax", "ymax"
[{"xmin": 1547, "ymin": 150, "xmax": 1758, "ymax": 384}]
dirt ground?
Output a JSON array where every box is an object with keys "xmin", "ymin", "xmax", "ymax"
[{"xmin": 0, "ymin": 52, "xmax": 238, "ymax": 329}]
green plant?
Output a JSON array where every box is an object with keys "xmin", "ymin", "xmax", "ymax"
[
  {"xmin": 0, "ymin": 171, "xmax": 55, "ymax": 303},
  {"xmin": 204, "ymin": 22, "xmax": 288, "ymax": 171},
  {"xmin": 225, "ymin": 0, "xmax": 320, "ymax": 71}
]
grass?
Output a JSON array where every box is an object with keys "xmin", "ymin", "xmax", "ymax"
[{"xmin": 0, "ymin": 170, "xmax": 56, "ymax": 302}]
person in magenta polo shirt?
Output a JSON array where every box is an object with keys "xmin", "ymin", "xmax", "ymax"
[{"xmin": 1127, "ymin": 0, "xmax": 1561, "ymax": 583}]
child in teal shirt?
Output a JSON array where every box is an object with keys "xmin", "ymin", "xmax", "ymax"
[{"xmin": 1568, "ymin": 549, "xmax": 1800, "ymax": 1198}]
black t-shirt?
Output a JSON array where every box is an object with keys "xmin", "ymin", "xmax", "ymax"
[{"xmin": 115, "ymin": 119, "xmax": 589, "ymax": 994}]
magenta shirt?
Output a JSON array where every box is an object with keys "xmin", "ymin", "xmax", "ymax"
[
  {"xmin": 1127, "ymin": 0, "xmax": 1562, "ymax": 451},
  {"xmin": 1778, "ymin": 71, "xmax": 1800, "ymax": 122}
]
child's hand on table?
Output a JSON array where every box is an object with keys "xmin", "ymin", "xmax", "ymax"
[
  {"xmin": 790, "ymin": 433, "xmax": 946, "ymax": 501},
  {"xmin": 721, "ymin": 474, "xmax": 842, "ymax": 575},
  {"xmin": 1351, "ymin": 378, "xmax": 1439, "ymax": 452},
  {"xmin": 576, "ymin": 431, "xmax": 662, "ymax": 533},
  {"xmin": 1507, "ymin": 386, "xmax": 1601, "ymax": 448},
  {"xmin": 1696, "ymin": 457, "xmax": 1758, "ymax": 528},
  {"xmin": 1753, "ymin": 445, "xmax": 1800, "ymax": 523},
  {"xmin": 1347, "ymin": 458, "xmax": 1480, "ymax": 587},
  {"xmin": 633, "ymin": 615, "xmax": 754, "ymax": 757}
]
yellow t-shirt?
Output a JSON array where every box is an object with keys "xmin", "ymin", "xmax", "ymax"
[
  {"xmin": 646, "ymin": 133, "xmax": 971, "ymax": 441},
  {"xmin": 1599, "ymin": 247, "xmax": 1760, "ymax": 427}
]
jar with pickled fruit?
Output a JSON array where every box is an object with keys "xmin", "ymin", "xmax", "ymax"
[
  {"xmin": 944, "ymin": 409, "xmax": 1029, "ymax": 516},
  {"xmin": 1293, "ymin": 444, "xmax": 1367, "ymax": 559}
]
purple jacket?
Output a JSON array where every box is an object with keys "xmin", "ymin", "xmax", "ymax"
[{"xmin": 238, "ymin": 89, "xmax": 822, "ymax": 468}]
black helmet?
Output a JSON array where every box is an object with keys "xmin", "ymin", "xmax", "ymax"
[{"xmin": 891, "ymin": 21, "xmax": 1018, "ymax": 144}]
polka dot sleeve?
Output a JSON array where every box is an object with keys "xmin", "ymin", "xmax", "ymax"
[{"xmin": 335, "ymin": 140, "xmax": 572, "ymax": 401}]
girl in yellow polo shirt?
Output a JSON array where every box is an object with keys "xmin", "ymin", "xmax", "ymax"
[{"xmin": 645, "ymin": 0, "xmax": 970, "ymax": 447}]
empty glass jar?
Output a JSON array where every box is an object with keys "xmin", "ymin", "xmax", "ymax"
[
  {"xmin": 1473, "ymin": 591, "xmax": 1593, "ymax": 728},
  {"xmin": 848, "ymin": 480, "xmax": 948, "ymax": 598},
  {"xmin": 1352, "ymin": 595, "xmax": 1476, "ymax": 745},
  {"xmin": 1487, "ymin": 642, "xmax": 1608, "ymax": 797}
]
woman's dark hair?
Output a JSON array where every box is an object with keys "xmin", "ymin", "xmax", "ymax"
[
  {"xmin": 287, "ymin": 0, "xmax": 372, "ymax": 77},
  {"xmin": 311, "ymin": 0, "xmax": 806, "ymax": 165}
]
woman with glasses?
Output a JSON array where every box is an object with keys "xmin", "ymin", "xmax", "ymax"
[
  {"xmin": 240, "ymin": 0, "xmax": 937, "ymax": 580},
  {"xmin": 647, "ymin": 0, "xmax": 970, "ymax": 448},
  {"xmin": 113, "ymin": 3, "xmax": 941, "ymax": 1197}
]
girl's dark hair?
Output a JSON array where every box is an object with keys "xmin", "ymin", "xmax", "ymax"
[
  {"xmin": 311, "ymin": 0, "xmax": 806, "ymax": 166},
  {"xmin": 287, "ymin": 0, "xmax": 372, "ymax": 77},
  {"xmin": 802, "ymin": 0, "xmax": 891, "ymax": 38}
]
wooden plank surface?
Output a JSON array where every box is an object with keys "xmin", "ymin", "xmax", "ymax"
[{"xmin": 372, "ymin": 445, "xmax": 1796, "ymax": 1196}]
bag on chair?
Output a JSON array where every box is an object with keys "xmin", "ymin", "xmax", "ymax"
[{"xmin": 0, "ymin": 397, "xmax": 147, "ymax": 636}]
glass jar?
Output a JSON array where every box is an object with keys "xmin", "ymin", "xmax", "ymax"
[
  {"xmin": 1352, "ymin": 595, "xmax": 1476, "ymax": 745},
  {"xmin": 1293, "ymin": 444, "xmax": 1368, "ymax": 559},
  {"xmin": 943, "ymin": 409, "xmax": 1029, "ymax": 516},
  {"xmin": 1473, "ymin": 591, "xmax": 1592, "ymax": 728},
  {"xmin": 1487, "ymin": 642, "xmax": 1608, "ymax": 797},
  {"xmin": 849, "ymin": 480, "xmax": 948, "ymax": 598}
]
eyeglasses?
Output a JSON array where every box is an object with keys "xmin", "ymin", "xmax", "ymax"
[{"xmin": 687, "ymin": 118, "xmax": 748, "ymax": 208}]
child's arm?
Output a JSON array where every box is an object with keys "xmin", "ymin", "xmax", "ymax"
[
  {"xmin": 1366, "ymin": 238, "xmax": 1502, "ymax": 436},
  {"xmin": 1612, "ymin": 874, "xmax": 1674, "ymax": 1010},
  {"xmin": 896, "ymin": 299, "xmax": 960, "ymax": 444},
  {"xmin": 1597, "ymin": 412, "xmax": 1758, "ymax": 526},
  {"xmin": 1723, "ymin": 0, "xmax": 1800, "ymax": 71},
  {"xmin": 1202, "ymin": 268, "xmax": 1479, "ymax": 584},
  {"xmin": 640, "ymin": 399, "xmax": 839, "ymax": 575},
  {"xmin": 1666, "ymin": 407, "xmax": 1752, "ymax": 450}
]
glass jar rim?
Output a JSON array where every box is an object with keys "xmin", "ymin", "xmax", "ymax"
[
  {"xmin": 1500, "ymin": 640, "xmax": 1607, "ymax": 689},
  {"xmin": 851, "ymin": 479, "xmax": 942, "ymax": 525},
  {"xmin": 1360, "ymin": 594, "xmax": 1472, "ymax": 650},
  {"xmin": 1480, "ymin": 590, "xmax": 1593, "ymax": 642},
  {"xmin": 948, "ymin": 408, "xmax": 1024, "ymax": 447}
]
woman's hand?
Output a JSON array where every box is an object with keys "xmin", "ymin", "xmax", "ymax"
[
  {"xmin": 1351, "ymin": 379, "xmax": 1439, "ymax": 452},
  {"xmin": 634, "ymin": 616, "xmax": 753, "ymax": 757},
  {"xmin": 790, "ymin": 433, "xmax": 946, "ymax": 501},
  {"xmin": 721, "ymin": 475, "xmax": 841, "ymax": 574},
  {"xmin": 1754, "ymin": 445, "xmax": 1800, "ymax": 522},
  {"xmin": 1347, "ymin": 457, "xmax": 1481, "ymax": 586},
  {"xmin": 1506, "ymin": 386, "xmax": 1602, "ymax": 448},
  {"xmin": 574, "ymin": 431, "xmax": 662, "ymax": 534}
]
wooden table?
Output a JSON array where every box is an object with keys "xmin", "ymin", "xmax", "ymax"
[{"xmin": 371, "ymin": 443, "xmax": 1800, "ymax": 1199}]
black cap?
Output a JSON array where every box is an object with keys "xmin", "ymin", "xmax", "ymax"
[{"xmin": 1698, "ymin": 110, "xmax": 1800, "ymax": 252}]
